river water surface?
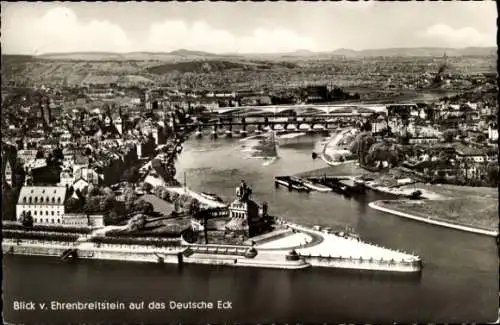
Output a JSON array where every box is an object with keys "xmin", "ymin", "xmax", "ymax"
[{"xmin": 3, "ymin": 137, "xmax": 498, "ymax": 324}]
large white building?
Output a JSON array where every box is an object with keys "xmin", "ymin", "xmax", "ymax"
[
  {"xmin": 16, "ymin": 186, "xmax": 67, "ymax": 224},
  {"xmin": 488, "ymin": 123, "xmax": 498, "ymax": 142}
]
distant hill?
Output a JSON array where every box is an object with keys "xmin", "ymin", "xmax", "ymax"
[
  {"xmin": 36, "ymin": 49, "xmax": 223, "ymax": 61},
  {"xmin": 38, "ymin": 51, "xmax": 126, "ymax": 60},
  {"xmin": 29, "ymin": 46, "xmax": 497, "ymax": 61},
  {"xmin": 329, "ymin": 47, "xmax": 497, "ymax": 57},
  {"xmin": 168, "ymin": 49, "xmax": 219, "ymax": 57}
]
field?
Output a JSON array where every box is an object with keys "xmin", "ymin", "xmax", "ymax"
[{"xmin": 380, "ymin": 197, "xmax": 498, "ymax": 231}]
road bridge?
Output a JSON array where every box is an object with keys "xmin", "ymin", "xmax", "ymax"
[{"xmin": 177, "ymin": 113, "xmax": 371, "ymax": 136}]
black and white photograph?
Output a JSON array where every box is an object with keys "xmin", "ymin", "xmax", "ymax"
[{"xmin": 1, "ymin": 1, "xmax": 498, "ymax": 324}]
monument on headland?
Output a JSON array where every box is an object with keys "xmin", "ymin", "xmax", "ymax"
[{"xmin": 225, "ymin": 181, "xmax": 269, "ymax": 238}]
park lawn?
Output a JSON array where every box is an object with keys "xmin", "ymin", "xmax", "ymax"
[
  {"xmin": 407, "ymin": 183, "xmax": 498, "ymax": 200},
  {"xmin": 381, "ymin": 197, "xmax": 498, "ymax": 231}
]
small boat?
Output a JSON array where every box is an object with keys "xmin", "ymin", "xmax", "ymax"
[
  {"xmin": 300, "ymin": 178, "xmax": 333, "ymax": 192},
  {"xmin": 275, "ymin": 176, "xmax": 310, "ymax": 192}
]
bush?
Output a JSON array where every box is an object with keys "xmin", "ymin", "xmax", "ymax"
[
  {"xmin": 409, "ymin": 190, "xmax": 423, "ymax": 200},
  {"xmin": 89, "ymin": 235, "xmax": 181, "ymax": 247},
  {"xmin": 1, "ymin": 223, "xmax": 92, "ymax": 234},
  {"xmin": 2, "ymin": 230, "xmax": 80, "ymax": 241}
]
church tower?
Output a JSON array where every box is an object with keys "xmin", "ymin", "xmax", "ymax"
[
  {"xmin": 114, "ymin": 108, "xmax": 124, "ymax": 136},
  {"xmin": 4, "ymin": 159, "xmax": 13, "ymax": 187}
]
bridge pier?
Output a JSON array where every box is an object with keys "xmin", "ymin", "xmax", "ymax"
[
  {"xmin": 225, "ymin": 124, "xmax": 233, "ymax": 137},
  {"xmin": 254, "ymin": 124, "xmax": 262, "ymax": 134},
  {"xmin": 211, "ymin": 124, "xmax": 218, "ymax": 139},
  {"xmin": 195, "ymin": 125, "xmax": 203, "ymax": 138},
  {"xmin": 240, "ymin": 118, "xmax": 247, "ymax": 136}
]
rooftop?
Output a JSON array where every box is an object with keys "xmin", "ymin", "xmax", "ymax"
[{"xmin": 18, "ymin": 186, "xmax": 67, "ymax": 205}]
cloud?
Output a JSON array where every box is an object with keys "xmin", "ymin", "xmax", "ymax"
[
  {"xmin": 417, "ymin": 24, "xmax": 495, "ymax": 47},
  {"xmin": 145, "ymin": 20, "xmax": 317, "ymax": 53},
  {"xmin": 2, "ymin": 6, "xmax": 318, "ymax": 54},
  {"xmin": 2, "ymin": 6, "xmax": 132, "ymax": 54},
  {"xmin": 146, "ymin": 20, "xmax": 236, "ymax": 53},
  {"xmin": 238, "ymin": 28, "xmax": 317, "ymax": 53}
]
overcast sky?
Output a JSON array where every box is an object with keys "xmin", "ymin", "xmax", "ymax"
[{"xmin": 1, "ymin": 1, "xmax": 497, "ymax": 55}]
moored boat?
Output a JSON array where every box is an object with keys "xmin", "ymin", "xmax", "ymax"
[
  {"xmin": 275, "ymin": 176, "xmax": 310, "ymax": 192},
  {"xmin": 300, "ymin": 178, "xmax": 333, "ymax": 192}
]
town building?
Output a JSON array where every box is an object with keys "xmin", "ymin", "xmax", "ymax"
[
  {"xmin": 16, "ymin": 186, "xmax": 67, "ymax": 224},
  {"xmin": 17, "ymin": 149, "xmax": 38, "ymax": 165},
  {"xmin": 371, "ymin": 115, "xmax": 388, "ymax": 134},
  {"xmin": 455, "ymin": 145, "xmax": 487, "ymax": 163},
  {"xmin": 488, "ymin": 122, "xmax": 498, "ymax": 142},
  {"xmin": 408, "ymin": 137, "xmax": 440, "ymax": 145},
  {"xmin": 62, "ymin": 213, "xmax": 104, "ymax": 227},
  {"xmin": 58, "ymin": 168, "xmax": 74, "ymax": 187}
]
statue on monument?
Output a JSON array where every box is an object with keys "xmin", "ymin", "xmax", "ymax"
[{"xmin": 236, "ymin": 180, "xmax": 252, "ymax": 201}]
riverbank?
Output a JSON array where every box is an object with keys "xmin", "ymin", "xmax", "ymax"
[
  {"xmin": 2, "ymin": 219, "xmax": 423, "ymax": 273},
  {"xmin": 295, "ymin": 164, "xmax": 498, "ymax": 236},
  {"xmin": 296, "ymin": 162, "xmax": 364, "ymax": 178},
  {"xmin": 370, "ymin": 200, "xmax": 498, "ymax": 237}
]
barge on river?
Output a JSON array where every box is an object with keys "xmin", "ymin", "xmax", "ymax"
[{"xmin": 275, "ymin": 176, "xmax": 311, "ymax": 192}]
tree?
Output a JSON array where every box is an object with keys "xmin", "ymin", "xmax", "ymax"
[
  {"xmin": 123, "ymin": 187, "xmax": 137, "ymax": 211},
  {"xmin": 475, "ymin": 134, "xmax": 486, "ymax": 143},
  {"xmin": 20, "ymin": 211, "xmax": 34, "ymax": 228},
  {"xmin": 486, "ymin": 163, "xmax": 499, "ymax": 186},
  {"xmin": 104, "ymin": 210, "xmax": 119, "ymax": 226},
  {"xmin": 133, "ymin": 199, "xmax": 154, "ymax": 215},
  {"xmin": 169, "ymin": 192, "xmax": 180, "ymax": 204},
  {"xmin": 409, "ymin": 190, "xmax": 423, "ymax": 200},
  {"xmin": 83, "ymin": 197, "xmax": 101, "ymax": 214},
  {"xmin": 100, "ymin": 195, "xmax": 115, "ymax": 212},
  {"xmin": 122, "ymin": 166, "xmax": 139, "ymax": 183},
  {"xmin": 1, "ymin": 186, "xmax": 17, "ymax": 221},
  {"xmin": 102, "ymin": 187, "xmax": 115, "ymax": 199},
  {"xmin": 128, "ymin": 214, "xmax": 147, "ymax": 231},
  {"xmin": 142, "ymin": 182, "xmax": 153, "ymax": 193},
  {"xmin": 65, "ymin": 197, "xmax": 82, "ymax": 213},
  {"xmin": 161, "ymin": 189, "xmax": 170, "ymax": 201},
  {"xmin": 52, "ymin": 147, "xmax": 64, "ymax": 161},
  {"xmin": 442, "ymin": 129, "xmax": 458, "ymax": 143},
  {"xmin": 188, "ymin": 198, "xmax": 201, "ymax": 217},
  {"xmin": 66, "ymin": 186, "xmax": 75, "ymax": 200},
  {"xmin": 398, "ymin": 130, "xmax": 410, "ymax": 145}
]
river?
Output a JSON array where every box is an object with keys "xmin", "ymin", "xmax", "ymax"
[{"xmin": 3, "ymin": 137, "xmax": 498, "ymax": 324}]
